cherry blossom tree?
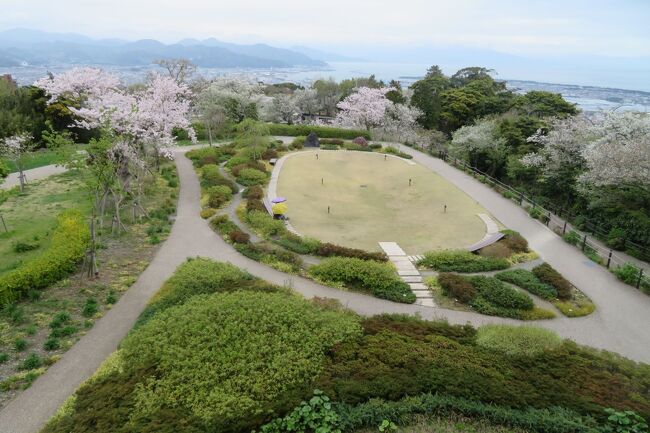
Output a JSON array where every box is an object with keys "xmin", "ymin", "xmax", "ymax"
[
  {"xmin": 269, "ymin": 93, "xmax": 300, "ymax": 124},
  {"xmin": 198, "ymin": 77, "xmax": 263, "ymax": 123},
  {"xmin": 0, "ymin": 133, "xmax": 34, "ymax": 191},
  {"xmin": 335, "ymin": 87, "xmax": 394, "ymax": 131},
  {"xmin": 580, "ymin": 112, "xmax": 650, "ymax": 188},
  {"xmin": 383, "ymin": 103, "xmax": 424, "ymax": 144},
  {"xmin": 450, "ymin": 118, "xmax": 507, "ymax": 175}
]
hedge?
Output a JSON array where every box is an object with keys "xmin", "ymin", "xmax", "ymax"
[
  {"xmin": 0, "ymin": 210, "xmax": 90, "ymax": 306},
  {"xmin": 267, "ymin": 123, "xmax": 371, "ymax": 140},
  {"xmin": 308, "ymin": 257, "xmax": 415, "ymax": 303},
  {"xmin": 418, "ymin": 250, "xmax": 510, "ymax": 273},
  {"xmin": 496, "ymin": 269, "xmax": 558, "ymax": 300},
  {"xmin": 337, "ymin": 393, "xmax": 599, "ymax": 433},
  {"xmin": 532, "ymin": 263, "xmax": 573, "ymax": 300}
]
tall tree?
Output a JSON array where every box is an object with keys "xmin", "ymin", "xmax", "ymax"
[{"xmin": 153, "ymin": 58, "xmax": 197, "ymax": 84}]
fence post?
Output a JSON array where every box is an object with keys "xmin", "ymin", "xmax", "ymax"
[
  {"xmin": 636, "ymin": 269, "xmax": 643, "ymax": 289},
  {"xmin": 606, "ymin": 250, "xmax": 613, "ymax": 269},
  {"xmin": 638, "ymin": 269, "xmax": 644, "ymax": 290},
  {"xmin": 519, "ymin": 192, "xmax": 524, "ymax": 206},
  {"xmin": 562, "ymin": 221, "xmax": 567, "ymax": 235},
  {"xmin": 546, "ymin": 212, "xmax": 551, "ymax": 226},
  {"xmin": 581, "ymin": 235, "xmax": 587, "ymax": 251},
  {"xmin": 0, "ymin": 214, "xmax": 7, "ymax": 232}
]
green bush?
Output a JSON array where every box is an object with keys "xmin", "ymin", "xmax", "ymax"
[
  {"xmin": 244, "ymin": 210, "xmax": 287, "ymax": 238},
  {"xmin": 12, "ymin": 240, "xmax": 40, "ymax": 253},
  {"xmin": 44, "ymin": 337, "xmax": 61, "ymax": 351},
  {"xmin": 437, "ymin": 273, "xmax": 476, "ymax": 303},
  {"xmin": 316, "ymin": 316, "xmax": 650, "ymax": 421},
  {"xmin": 82, "ymin": 298, "xmax": 99, "ymax": 317},
  {"xmin": 207, "ymin": 185, "xmax": 232, "ymax": 208},
  {"xmin": 495, "ymin": 269, "xmax": 558, "ymax": 300},
  {"xmin": 500, "ymin": 230, "xmax": 529, "ymax": 253},
  {"xmin": 532, "ymin": 263, "xmax": 572, "ymax": 300},
  {"xmin": 237, "ymin": 168, "xmax": 268, "ymax": 186},
  {"xmin": 316, "ymin": 243, "xmax": 388, "ymax": 262},
  {"xmin": 0, "ymin": 210, "xmax": 90, "ymax": 306},
  {"xmin": 246, "ymin": 198, "xmax": 267, "ymax": 213},
  {"xmin": 19, "ymin": 353, "xmax": 42, "ymax": 370},
  {"xmin": 140, "ymin": 258, "xmax": 256, "ymax": 320},
  {"xmin": 470, "ymin": 276, "xmax": 534, "ymax": 310},
  {"xmin": 243, "ymin": 185, "xmax": 264, "ymax": 200},
  {"xmin": 0, "ymin": 352, "xmax": 8, "ymax": 364},
  {"xmin": 268, "ymin": 123, "xmax": 371, "ymax": 140},
  {"xmin": 613, "ymin": 263, "xmax": 643, "ymax": 286},
  {"xmin": 418, "ymin": 250, "xmax": 510, "ymax": 273},
  {"xmin": 476, "ymin": 325, "xmax": 562, "ymax": 357},
  {"xmin": 210, "ymin": 214, "xmax": 239, "ymax": 237},
  {"xmin": 14, "ymin": 337, "xmax": 27, "ymax": 351},
  {"xmin": 529, "ymin": 207, "xmax": 542, "ymax": 220},
  {"xmin": 234, "ymin": 242, "xmax": 303, "ymax": 272},
  {"xmin": 563, "ymin": 230, "xmax": 582, "ymax": 246},
  {"xmin": 121, "ymin": 291, "xmax": 361, "ymax": 431},
  {"xmin": 201, "ymin": 164, "xmax": 238, "ymax": 193},
  {"xmin": 308, "ymin": 257, "xmax": 415, "ymax": 304}
]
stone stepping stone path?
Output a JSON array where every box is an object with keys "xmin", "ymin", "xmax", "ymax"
[{"xmin": 379, "ymin": 242, "xmax": 436, "ymax": 307}]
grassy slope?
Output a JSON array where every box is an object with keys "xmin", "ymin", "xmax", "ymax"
[
  {"xmin": 0, "ymin": 171, "xmax": 90, "ymax": 274},
  {"xmin": 277, "ymin": 151, "xmax": 490, "ymax": 253}
]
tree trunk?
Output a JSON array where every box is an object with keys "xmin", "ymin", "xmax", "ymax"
[{"xmin": 207, "ymin": 123, "xmax": 213, "ymax": 146}]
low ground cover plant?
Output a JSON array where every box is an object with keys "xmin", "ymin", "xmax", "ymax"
[
  {"xmin": 41, "ymin": 263, "xmax": 650, "ymax": 433},
  {"xmin": 308, "ymin": 257, "xmax": 415, "ymax": 303},
  {"xmin": 268, "ymin": 123, "xmax": 371, "ymax": 140},
  {"xmin": 418, "ymin": 250, "xmax": 510, "ymax": 273}
]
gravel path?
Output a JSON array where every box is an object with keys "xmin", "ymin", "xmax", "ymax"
[
  {"xmin": 1, "ymin": 165, "xmax": 67, "ymax": 190},
  {"xmin": 2, "ymin": 147, "xmax": 650, "ymax": 433}
]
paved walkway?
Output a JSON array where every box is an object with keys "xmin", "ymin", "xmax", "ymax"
[
  {"xmin": 3, "ymin": 147, "xmax": 650, "ymax": 433},
  {"xmin": 0, "ymin": 165, "xmax": 67, "ymax": 190},
  {"xmin": 379, "ymin": 242, "xmax": 435, "ymax": 307}
]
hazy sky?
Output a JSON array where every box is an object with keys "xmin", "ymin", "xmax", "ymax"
[{"xmin": 2, "ymin": 0, "xmax": 649, "ymax": 57}]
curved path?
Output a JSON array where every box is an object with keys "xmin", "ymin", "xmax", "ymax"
[
  {"xmin": 0, "ymin": 164, "xmax": 67, "ymax": 190},
  {"xmin": 2, "ymin": 147, "xmax": 650, "ymax": 433}
]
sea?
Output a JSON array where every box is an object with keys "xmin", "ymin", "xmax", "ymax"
[{"xmin": 3, "ymin": 61, "xmax": 649, "ymax": 113}]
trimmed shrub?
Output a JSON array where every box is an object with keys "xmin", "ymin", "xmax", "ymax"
[
  {"xmin": 563, "ymin": 230, "xmax": 581, "ymax": 246},
  {"xmin": 261, "ymin": 149, "xmax": 278, "ymax": 160},
  {"xmin": 268, "ymin": 123, "xmax": 371, "ymax": 140},
  {"xmin": 496, "ymin": 269, "xmax": 558, "ymax": 300},
  {"xmin": 470, "ymin": 276, "xmax": 534, "ymax": 310},
  {"xmin": 418, "ymin": 250, "xmax": 509, "ymax": 273},
  {"xmin": 200, "ymin": 208, "xmax": 217, "ymax": 219},
  {"xmin": 320, "ymin": 138, "xmax": 344, "ymax": 145},
  {"xmin": 243, "ymin": 185, "xmax": 264, "ymax": 200},
  {"xmin": 244, "ymin": 211, "xmax": 287, "ymax": 238},
  {"xmin": 478, "ymin": 242, "xmax": 512, "ymax": 259},
  {"xmin": 210, "ymin": 214, "xmax": 239, "ymax": 237},
  {"xmin": 207, "ymin": 185, "xmax": 232, "ymax": 208},
  {"xmin": 308, "ymin": 257, "xmax": 415, "ymax": 303},
  {"xmin": 246, "ymin": 198, "xmax": 267, "ymax": 213},
  {"xmin": 316, "ymin": 243, "xmax": 388, "ymax": 262},
  {"xmin": 201, "ymin": 165, "xmax": 238, "ymax": 194},
  {"xmin": 437, "ymin": 273, "xmax": 476, "ymax": 303},
  {"xmin": 231, "ymin": 161, "xmax": 267, "ymax": 177},
  {"xmin": 369, "ymin": 143, "xmax": 382, "ymax": 150},
  {"xmin": 529, "ymin": 207, "xmax": 542, "ymax": 220},
  {"xmin": 476, "ymin": 325, "xmax": 562, "ymax": 356},
  {"xmin": 234, "ymin": 242, "xmax": 302, "ymax": 272},
  {"xmin": 501, "ymin": 230, "xmax": 529, "ymax": 253},
  {"xmin": 237, "ymin": 168, "xmax": 268, "ymax": 186},
  {"xmin": 0, "ymin": 210, "xmax": 90, "ymax": 306},
  {"xmin": 337, "ymin": 394, "xmax": 598, "ymax": 433},
  {"xmin": 274, "ymin": 233, "xmax": 321, "ymax": 255},
  {"xmin": 353, "ymin": 136, "xmax": 368, "ymax": 147},
  {"xmin": 229, "ymin": 230, "xmax": 250, "ymax": 244},
  {"xmin": 532, "ymin": 263, "xmax": 572, "ymax": 300}
]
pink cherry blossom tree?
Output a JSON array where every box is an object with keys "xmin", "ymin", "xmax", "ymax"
[{"xmin": 335, "ymin": 87, "xmax": 394, "ymax": 131}]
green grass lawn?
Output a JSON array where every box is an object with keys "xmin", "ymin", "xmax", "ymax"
[
  {"xmin": 276, "ymin": 151, "xmax": 493, "ymax": 254},
  {"xmin": 2, "ymin": 145, "xmax": 85, "ymax": 173},
  {"xmin": 0, "ymin": 171, "xmax": 90, "ymax": 274}
]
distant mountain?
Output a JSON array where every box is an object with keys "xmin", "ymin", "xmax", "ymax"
[
  {"xmin": 0, "ymin": 28, "xmax": 326, "ymax": 68},
  {"xmin": 290, "ymin": 45, "xmax": 361, "ymax": 62}
]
